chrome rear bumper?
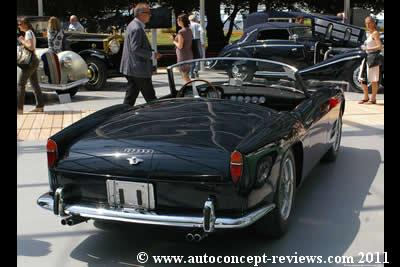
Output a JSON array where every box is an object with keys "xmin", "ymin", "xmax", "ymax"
[{"xmin": 37, "ymin": 191, "xmax": 275, "ymax": 232}]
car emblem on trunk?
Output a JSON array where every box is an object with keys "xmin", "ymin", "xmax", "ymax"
[{"xmin": 126, "ymin": 157, "xmax": 144, "ymax": 165}]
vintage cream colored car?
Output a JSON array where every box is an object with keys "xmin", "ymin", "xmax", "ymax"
[{"xmin": 17, "ymin": 48, "xmax": 89, "ymax": 99}]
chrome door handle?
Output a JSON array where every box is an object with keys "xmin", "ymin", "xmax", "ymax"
[{"xmin": 291, "ymin": 48, "xmax": 298, "ymax": 52}]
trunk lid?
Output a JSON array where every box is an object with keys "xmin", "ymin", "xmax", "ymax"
[{"xmin": 57, "ymin": 99, "xmax": 281, "ymax": 180}]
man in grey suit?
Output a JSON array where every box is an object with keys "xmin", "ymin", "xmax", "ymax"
[{"xmin": 120, "ymin": 2, "xmax": 161, "ymax": 106}]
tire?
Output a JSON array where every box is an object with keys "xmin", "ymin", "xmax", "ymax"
[
  {"xmin": 321, "ymin": 113, "xmax": 342, "ymax": 162},
  {"xmin": 56, "ymin": 87, "xmax": 78, "ymax": 97},
  {"xmin": 85, "ymin": 57, "xmax": 107, "ymax": 90},
  {"xmin": 255, "ymin": 148, "xmax": 296, "ymax": 238},
  {"xmin": 349, "ymin": 64, "xmax": 384, "ymax": 93}
]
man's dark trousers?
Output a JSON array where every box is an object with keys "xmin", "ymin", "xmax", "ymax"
[{"xmin": 123, "ymin": 76, "xmax": 156, "ymax": 106}]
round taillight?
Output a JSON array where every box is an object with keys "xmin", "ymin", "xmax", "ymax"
[
  {"xmin": 47, "ymin": 139, "xmax": 58, "ymax": 168},
  {"xmin": 329, "ymin": 97, "xmax": 340, "ymax": 110},
  {"xmin": 230, "ymin": 151, "xmax": 243, "ymax": 184}
]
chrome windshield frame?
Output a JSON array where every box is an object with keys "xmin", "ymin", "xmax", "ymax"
[{"xmin": 166, "ymin": 57, "xmax": 309, "ymax": 97}]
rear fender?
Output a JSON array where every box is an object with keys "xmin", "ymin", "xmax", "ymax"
[
  {"xmin": 299, "ymin": 50, "xmax": 364, "ymax": 82},
  {"xmin": 49, "ymin": 104, "xmax": 132, "ymax": 160},
  {"xmin": 79, "ymin": 50, "xmax": 109, "ymax": 64}
]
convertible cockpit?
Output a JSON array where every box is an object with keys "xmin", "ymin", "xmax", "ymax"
[{"xmin": 170, "ymin": 58, "xmax": 307, "ymax": 111}]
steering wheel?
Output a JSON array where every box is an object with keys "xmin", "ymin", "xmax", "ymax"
[{"xmin": 177, "ymin": 79, "xmax": 220, "ymax": 98}]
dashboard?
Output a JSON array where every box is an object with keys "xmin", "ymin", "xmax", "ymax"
[
  {"xmin": 177, "ymin": 81, "xmax": 305, "ymax": 108},
  {"xmin": 222, "ymin": 95, "xmax": 266, "ymax": 104}
]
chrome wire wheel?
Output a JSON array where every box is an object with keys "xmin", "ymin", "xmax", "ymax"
[
  {"xmin": 333, "ymin": 116, "xmax": 342, "ymax": 152},
  {"xmin": 88, "ymin": 63, "xmax": 100, "ymax": 85},
  {"xmin": 279, "ymin": 157, "xmax": 295, "ymax": 220}
]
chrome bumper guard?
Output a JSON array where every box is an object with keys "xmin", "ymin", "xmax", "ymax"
[
  {"xmin": 37, "ymin": 191, "xmax": 275, "ymax": 232},
  {"xmin": 40, "ymin": 78, "xmax": 89, "ymax": 91}
]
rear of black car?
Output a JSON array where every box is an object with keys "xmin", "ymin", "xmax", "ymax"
[
  {"xmin": 39, "ymin": 100, "xmax": 283, "ymax": 231},
  {"xmin": 51, "ymin": 143, "xmax": 245, "ymax": 217}
]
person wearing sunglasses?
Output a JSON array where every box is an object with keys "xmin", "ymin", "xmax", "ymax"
[{"xmin": 120, "ymin": 2, "xmax": 161, "ymax": 106}]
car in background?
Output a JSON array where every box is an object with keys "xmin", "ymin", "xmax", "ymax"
[
  {"xmin": 17, "ymin": 48, "xmax": 88, "ymax": 98},
  {"xmin": 220, "ymin": 15, "xmax": 383, "ymax": 93},
  {"xmin": 18, "ymin": 16, "xmax": 124, "ymax": 91},
  {"xmin": 61, "ymin": 30, "xmax": 124, "ymax": 91},
  {"xmin": 243, "ymin": 10, "xmax": 342, "ymax": 30}
]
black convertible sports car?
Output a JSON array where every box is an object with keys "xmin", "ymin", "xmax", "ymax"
[{"xmin": 38, "ymin": 57, "xmax": 345, "ymax": 240}]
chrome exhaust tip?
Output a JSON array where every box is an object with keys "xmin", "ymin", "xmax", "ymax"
[
  {"xmin": 194, "ymin": 233, "xmax": 202, "ymax": 242},
  {"xmin": 185, "ymin": 233, "xmax": 194, "ymax": 242},
  {"xmin": 60, "ymin": 217, "xmax": 69, "ymax": 225},
  {"xmin": 64, "ymin": 216, "xmax": 89, "ymax": 226}
]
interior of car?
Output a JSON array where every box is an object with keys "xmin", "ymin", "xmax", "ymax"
[{"xmin": 176, "ymin": 79, "xmax": 306, "ymax": 112}]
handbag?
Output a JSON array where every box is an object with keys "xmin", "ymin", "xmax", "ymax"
[
  {"xmin": 367, "ymin": 51, "xmax": 383, "ymax": 68},
  {"xmin": 17, "ymin": 44, "xmax": 32, "ymax": 65}
]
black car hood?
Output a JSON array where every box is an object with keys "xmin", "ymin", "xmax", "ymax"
[{"xmin": 57, "ymin": 99, "xmax": 285, "ymax": 178}]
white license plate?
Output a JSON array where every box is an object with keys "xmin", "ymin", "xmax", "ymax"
[{"xmin": 106, "ymin": 180, "xmax": 155, "ymax": 209}]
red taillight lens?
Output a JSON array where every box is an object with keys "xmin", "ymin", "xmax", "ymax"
[
  {"xmin": 47, "ymin": 139, "xmax": 58, "ymax": 168},
  {"xmin": 230, "ymin": 151, "xmax": 243, "ymax": 184},
  {"xmin": 329, "ymin": 97, "xmax": 340, "ymax": 110}
]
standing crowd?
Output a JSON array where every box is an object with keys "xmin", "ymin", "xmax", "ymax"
[
  {"xmin": 17, "ymin": 2, "xmax": 382, "ymax": 113},
  {"xmin": 17, "ymin": 14, "xmax": 86, "ymax": 114},
  {"xmin": 17, "ymin": 1, "xmax": 204, "ymax": 112},
  {"xmin": 121, "ymin": 2, "xmax": 204, "ymax": 105}
]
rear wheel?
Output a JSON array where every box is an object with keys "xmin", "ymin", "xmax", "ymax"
[
  {"xmin": 322, "ymin": 113, "xmax": 342, "ymax": 162},
  {"xmin": 255, "ymin": 149, "xmax": 296, "ymax": 238}
]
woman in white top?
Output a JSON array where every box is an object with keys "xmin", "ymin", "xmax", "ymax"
[
  {"xmin": 358, "ymin": 16, "xmax": 383, "ymax": 104},
  {"xmin": 47, "ymin": 16, "xmax": 64, "ymax": 53},
  {"xmin": 17, "ymin": 17, "xmax": 44, "ymax": 114}
]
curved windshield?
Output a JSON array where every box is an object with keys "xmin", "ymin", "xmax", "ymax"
[
  {"xmin": 167, "ymin": 58, "xmax": 306, "ymax": 108},
  {"xmin": 291, "ymin": 26, "xmax": 313, "ymax": 39}
]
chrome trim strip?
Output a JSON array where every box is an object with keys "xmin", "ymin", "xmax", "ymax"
[
  {"xmin": 167, "ymin": 57, "xmax": 298, "ymax": 73},
  {"xmin": 40, "ymin": 78, "xmax": 89, "ymax": 91},
  {"xmin": 243, "ymin": 44, "xmax": 305, "ymax": 49},
  {"xmin": 299, "ymin": 55, "xmax": 362, "ymax": 73},
  {"xmin": 37, "ymin": 192, "xmax": 275, "ymax": 230}
]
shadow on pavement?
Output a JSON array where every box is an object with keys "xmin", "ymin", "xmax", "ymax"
[
  {"xmin": 17, "ymin": 238, "xmax": 51, "ymax": 257},
  {"xmin": 342, "ymin": 121, "xmax": 384, "ymax": 138},
  {"xmin": 66, "ymin": 145, "xmax": 381, "ymax": 267}
]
